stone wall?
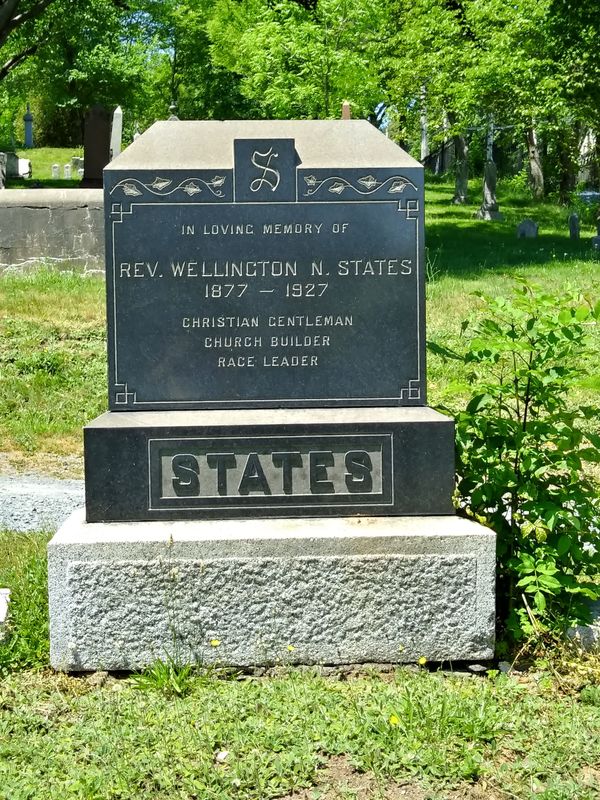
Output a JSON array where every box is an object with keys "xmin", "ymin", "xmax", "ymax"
[{"xmin": 0, "ymin": 189, "xmax": 104, "ymax": 273}]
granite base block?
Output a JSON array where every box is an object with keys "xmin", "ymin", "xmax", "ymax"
[{"xmin": 49, "ymin": 510, "xmax": 496, "ymax": 671}]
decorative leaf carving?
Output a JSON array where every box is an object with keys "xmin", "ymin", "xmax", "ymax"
[
  {"xmin": 182, "ymin": 182, "xmax": 201, "ymax": 196},
  {"xmin": 358, "ymin": 174, "xmax": 379, "ymax": 190},
  {"xmin": 304, "ymin": 175, "xmax": 318, "ymax": 187},
  {"xmin": 328, "ymin": 181, "xmax": 346, "ymax": 195},
  {"xmin": 122, "ymin": 182, "xmax": 142, "ymax": 196},
  {"xmin": 388, "ymin": 179, "xmax": 409, "ymax": 193},
  {"xmin": 207, "ymin": 175, "xmax": 226, "ymax": 188},
  {"xmin": 149, "ymin": 177, "xmax": 172, "ymax": 191}
]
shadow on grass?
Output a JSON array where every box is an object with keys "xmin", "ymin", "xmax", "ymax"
[
  {"xmin": 5, "ymin": 178, "xmax": 82, "ymax": 189},
  {"xmin": 426, "ymin": 223, "xmax": 598, "ymax": 278},
  {"xmin": 424, "ymin": 178, "xmax": 599, "ymax": 279}
]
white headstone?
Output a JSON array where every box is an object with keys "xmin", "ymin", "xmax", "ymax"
[
  {"xmin": 0, "ymin": 588, "xmax": 10, "ymax": 628},
  {"xmin": 64, "ymin": 163, "xmax": 72, "ymax": 179},
  {"xmin": 517, "ymin": 219, "xmax": 539, "ymax": 238},
  {"xmin": 110, "ymin": 105, "xmax": 123, "ymax": 160},
  {"xmin": 51, "ymin": 163, "xmax": 60, "ymax": 179}
]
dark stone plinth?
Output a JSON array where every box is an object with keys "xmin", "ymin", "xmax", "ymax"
[{"xmin": 84, "ymin": 407, "xmax": 455, "ymax": 522}]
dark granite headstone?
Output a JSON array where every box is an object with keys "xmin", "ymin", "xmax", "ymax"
[
  {"xmin": 104, "ymin": 121, "xmax": 425, "ymax": 410},
  {"xmin": 82, "ymin": 104, "xmax": 111, "ymax": 188},
  {"xmin": 85, "ymin": 120, "xmax": 454, "ymax": 522}
]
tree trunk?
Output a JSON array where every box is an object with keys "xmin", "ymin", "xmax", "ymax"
[
  {"xmin": 452, "ymin": 133, "xmax": 468, "ymax": 204},
  {"xmin": 526, "ymin": 127, "xmax": 544, "ymax": 199},
  {"xmin": 558, "ymin": 139, "xmax": 577, "ymax": 204}
]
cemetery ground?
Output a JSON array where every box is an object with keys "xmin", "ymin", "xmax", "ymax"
[
  {"xmin": 1, "ymin": 179, "xmax": 599, "ymax": 799},
  {"xmin": 1, "ymin": 531, "xmax": 600, "ymax": 800},
  {"xmin": 0, "ymin": 177, "xmax": 598, "ymax": 478},
  {"xmin": 7, "ymin": 147, "xmax": 82, "ymax": 188}
]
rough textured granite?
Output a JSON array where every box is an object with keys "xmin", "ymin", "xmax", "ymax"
[{"xmin": 49, "ymin": 511, "xmax": 496, "ymax": 670}]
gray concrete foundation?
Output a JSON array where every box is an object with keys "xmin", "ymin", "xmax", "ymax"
[
  {"xmin": 0, "ymin": 189, "xmax": 103, "ymax": 271},
  {"xmin": 49, "ymin": 510, "xmax": 496, "ymax": 671}
]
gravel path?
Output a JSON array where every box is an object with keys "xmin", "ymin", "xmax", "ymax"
[{"xmin": 0, "ymin": 474, "xmax": 84, "ymax": 532}]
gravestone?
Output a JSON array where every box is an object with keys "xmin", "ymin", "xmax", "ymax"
[
  {"xmin": 81, "ymin": 104, "xmax": 111, "ymax": 188},
  {"xmin": 5, "ymin": 152, "xmax": 31, "ymax": 178},
  {"xmin": 568, "ymin": 213, "xmax": 580, "ymax": 240},
  {"xmin": 110, "ymin": 106, "xmax": 123, "ymax": 160},
  {"xmin": 51, "ymin": 164, "xmax": 60, "ymax": 179},
  {"xmin": 63, "ymin": 164, "xmax": 72, "ymax": 179},
  {"xmin": 517, "ymin": 219, "xmax": 538, "ymax": 238},
  {"xmin": 48, "ymin": 120, "xmax": 495, "ymax": 671},
  {"xmin": 23, "ymin": 104, "xmax": 34, "ymax": 148}
]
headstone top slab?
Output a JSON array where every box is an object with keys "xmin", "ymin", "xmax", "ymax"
[
  {"xmin": 107, "ymin": 120, "xmax": 421, "ymax": 172},
  {"xmin": 104, "ymin": 120, "xmax": 424, "ymax": 411}
]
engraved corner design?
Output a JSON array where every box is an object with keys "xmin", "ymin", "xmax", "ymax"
[
  {"xmin": 114, "ymin": 383, "xmax": 137, "ymax": 405},
  {"xmin": 399, "ymin": 379, "xmax": 421, "ymax": 401},
  {"xmin": 303, "ymin": 174, "xmax": 417, "ymax": 198},
  {"xmin": 397, "ymin": 199, "xmax": 420, "ymax": 219}
]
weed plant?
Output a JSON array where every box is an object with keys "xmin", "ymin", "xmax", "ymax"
[
  {"xmin": 131, "ymin": 655, "xmax": 197, "ymax": 698},
  {"xmin": 430, "ymin": 280, "xmax": 600, "ymax": 641},
  {"xmin": 0, "ymin": 531, "xmax": 50, "ymax": 672}
]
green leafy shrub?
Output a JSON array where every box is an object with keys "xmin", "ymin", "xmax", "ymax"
[{"xmin": 430, "ymin": 280, "xmax": 600, "ymax": 640}]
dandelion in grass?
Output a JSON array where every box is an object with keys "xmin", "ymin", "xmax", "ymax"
[
  {"xmin": 286, "ymin": 644, "xmax": 295, "ymax": 652},
  {"xmin": 210, "ymin": 638, "xmax": 221, "ymax": 647},
  {"xmin": 389, "ymin": 714, "xmax": 400, "ymax": 726},
  {"xmin": 418, "ymin": 656, "xmax": 427, "ymax": 666}
]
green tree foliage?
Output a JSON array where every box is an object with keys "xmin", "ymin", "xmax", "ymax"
[
  {"xmin": 134, "ymin": 0, "xmax": 252, "ymax": 123},
  {"xmin": 384, "ymin": 0, "xmax": 600, "ymax": 196},
  {"xmin": 207, "ymin": 0, "xmax": 386, "ymax": 119},
  {"xmin": 1, "ymin": 0, "xmax": 147, "ymax": 145},
  {"xmin": 0, "ymin": 0, "xmax": 128, "ymax": 82}
]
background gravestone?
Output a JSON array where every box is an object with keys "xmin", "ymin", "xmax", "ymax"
[
  {"xmin": 517, "ymin": 219, "xmax": 538, "ymax": 238},
  {"xmin": 568, "ymin": 213, "xmax": 580, "ymax": 240},
  {"xmin": 23, "ymin": 104, "xmax": 34, "ymax": 148},
  {"xmin": 81, "ymin": 104, "xmax": 111, "ymax": 188},
  {"xmin": 110, "ymin": 106, "xmax": 123, "ymax": 160}
]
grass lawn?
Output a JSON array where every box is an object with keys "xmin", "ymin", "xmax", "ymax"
[
  {"xmin": 6, "ymin": 146, "xmax": 83, "ymax": 187},
  {"xmin": 0, "ymin": 181, "xmax": 599, "ymax": 798},
  {"xmin": 0, "ymin": 176, "xmax": 597, "ymax": 476},
  {"xmin": 1, "ymin": 533, "xmax": 599, "ymax": 800}
]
